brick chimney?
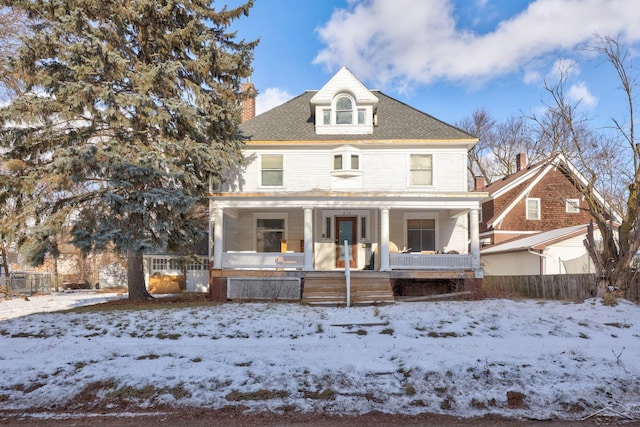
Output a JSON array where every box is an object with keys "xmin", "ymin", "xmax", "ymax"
[
  {"xmin": 474, "ymin": 176, "xmax": 486, "ymax": 190},
  {"xmin": 516, "ymin": 153, "xmax": 527, "ymax": 172},
  {"xmin": 240, "ymin": 82, "xmax": 256, "ymax": 123}
]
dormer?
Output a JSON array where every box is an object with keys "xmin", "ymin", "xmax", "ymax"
[{"xmin": 310, "ymin": 66, "xmax": 378, "ymax": 135}]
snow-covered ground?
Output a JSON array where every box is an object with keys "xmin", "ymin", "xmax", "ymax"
[{"xmin": 0, "ymin": 291, "xmax": 639, "ymax": 421}]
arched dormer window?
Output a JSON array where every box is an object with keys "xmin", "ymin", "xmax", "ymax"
[
  {"xmin": 335, "ymin": 95, "xmax": 353, "ymax": 124},
  {"xmin": 314, "ymin": 89, "xmax": 374, "ymax": 134}
]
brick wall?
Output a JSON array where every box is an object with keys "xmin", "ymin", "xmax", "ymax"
[{"xmin": 499, "ymin": 167, "xmax": 592, "ymax": 232}]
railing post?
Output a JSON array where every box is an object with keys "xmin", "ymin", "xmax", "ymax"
[{"xmin": 344, "ymin": 239, "xmax": 351, "ymax": 307}]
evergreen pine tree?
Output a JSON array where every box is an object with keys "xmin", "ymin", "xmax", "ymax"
[{"xmin": 0, "ymin": 1, "xmax": 256, "ymax": 300}]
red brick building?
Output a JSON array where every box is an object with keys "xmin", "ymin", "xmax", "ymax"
[{"xmin": 475, "ymin": 153, "xmax": 599, "ymax": 247}]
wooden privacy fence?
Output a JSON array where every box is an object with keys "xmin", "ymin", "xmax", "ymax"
[{"xmin": 482, "ymin": 274, "xmax": 598, "ymax": 300}]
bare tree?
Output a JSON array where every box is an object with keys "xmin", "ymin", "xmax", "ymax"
[
  {"xmin": 458, "ymin": 108, "xmax": 496, "ymax": 184},
  {"xmin": 537, "ymin": 35, "xmax": 639, "ymax": 298},
  {"xmin": 458, "ymin": 110, "xmax": 546, "ymax": 184}
]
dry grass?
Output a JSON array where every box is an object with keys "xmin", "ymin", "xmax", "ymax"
[{"xmin": 65, "ymin": 292, "xmax": 213, "ymax": 313}]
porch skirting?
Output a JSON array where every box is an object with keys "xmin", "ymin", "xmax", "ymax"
[{"xmin": 210, "ymin": 269, "xmax": 481, "ymax": 304}]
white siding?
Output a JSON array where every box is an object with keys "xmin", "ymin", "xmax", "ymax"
[
  {"xmin": 482, "ymin": 234, "xmax": 596, "ymax": 276},
  {"xmin": 226, "ymin": 147, "xmax": 470, "ymax": 193},
  {"xmin": 547, "ymin": 235, "xmax": 595, "ymax": 274},
  {"xmin": 482, "ymin": 251, "xmax": 542, "ymax": 276},
  {"xmin": 441, "ymin": 213, "xmax": 469, "ymax": 253}
]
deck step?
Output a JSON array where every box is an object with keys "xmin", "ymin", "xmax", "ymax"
[{"xmin": 302, "ymin": 273, "xmax": 394, "ymax": 305}]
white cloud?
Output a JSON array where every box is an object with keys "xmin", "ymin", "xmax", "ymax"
[
  {"xmin": 314, "ymin": 0, "xmax": 640, "ymax": 89},
  {"xmin": 546, "ymin": 58, "xmax": 580, "ymax": 82},
  {"xmin": 568, "ymin": 81, "xmax": 598, "ymax": 109},
  {"xmin": 256, "ymin": 87, "xmax": 292, "ymax": 115}
]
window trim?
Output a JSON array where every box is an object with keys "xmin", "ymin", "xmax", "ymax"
[
  {"xmin": 333, "ymin": 154, "xmax": 343, "ymax": 170},
  {"xmin": 321, "ymin": 210, "xmax": 370, "ymax": 243},
  {"xmin": 408, "ymin": 153, "xmax": 434, "ymax": 187},
  {"xmin": 566, "ymin": 198, "xmax": 580, "ymax": 213},
  {"xmin": 260, "ymin": 154, "xmax": 284, "ymax": 187},
  {"xmin": 331, "ymin": 146, "xmax": 362, "ymax": 178},
  {"xmin": 360, "ymin": 215, "xmax": 369, "ymax": 241},
  {"xmin": 526, "ymin": 197, "xmax": 541, "ymax": 220},
  {"xmin": 253, "ymin": 213, "xmax": 287, "ymax": 252},
  {"xmin": 335, "ymin": 95, "xmax": 354, "ymax": 125},
  {"xmin": 322, "ymin": 108, "xmax": 331, "ymax": 125},
  {"xmin": 403, "ymin": 213, "xmax": 438, "ymax": 253}
]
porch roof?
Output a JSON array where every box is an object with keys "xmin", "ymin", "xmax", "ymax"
[{"xmin": 210, "ymin": 190, "xmax": 487, "ymax": 211}]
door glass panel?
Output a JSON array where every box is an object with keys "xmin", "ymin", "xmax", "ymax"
[{"xmin": 338, "ymin": 220, "xmax": 354, "ymax": 261}]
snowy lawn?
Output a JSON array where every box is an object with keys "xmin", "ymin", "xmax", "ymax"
[{"xmin": 0, "ymin": 291, "xmax": 639, "ymax": 421}]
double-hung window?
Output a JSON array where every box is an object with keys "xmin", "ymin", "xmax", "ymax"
[
  {"xmin": 261, "ymin": 155, "xmax": 283, "ymax": 186},
  {"xmin": 335, "ymin": 96, "xmax": 353, "ymax": 124},
  {"xmin": 407, "ymin": 219, "xmax": 436, "ymax": 252},
  {"xmin": 526, "ymin": 198, "xmax": 541, "ymax": 220},
  {"xmin": 256, "ymin": 218, "xmax": 285, "ymax": 252},
  {"xmin": 566, "ymin": 198, "xmax": 580, "ymax": 213},
  {"xmin": 410, "ymin": 154, "xmax": 433, "ymax": 186},
  {"xmin": 333, "ymin": 154, "xmax": 359, "ymax": 171}
]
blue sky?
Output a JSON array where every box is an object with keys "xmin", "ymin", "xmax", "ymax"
[{"xmin": 228, "ymin": 0, "xmax": 640, "ymax": 129}]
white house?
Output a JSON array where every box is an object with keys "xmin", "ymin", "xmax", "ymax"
[{"xmin": 209, "ymin": 67, "xmax": 487, "ymax": 304}]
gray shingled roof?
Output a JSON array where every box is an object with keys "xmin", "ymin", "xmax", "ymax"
[{"xmin": 239, "ymin": 90, "xmax": 475, "ymax": 141}]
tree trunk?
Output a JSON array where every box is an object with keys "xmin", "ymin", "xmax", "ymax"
[
  {"xmin": 0, "ymin": 244, "xmax": 8, "ymax": 279},
  {"xmin": 127, "ymin": 249, "xmax": 151, "ymax": 301}
]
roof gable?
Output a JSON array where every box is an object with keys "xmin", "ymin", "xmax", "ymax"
[
  {"xmin": 481, "ymin": 158, "xmax": 548, "ymax": 199},
  {"xmin": 480, "ymin": 153, "xmax": 620, "ymax": 228},
  {"xmin": 309, "ymin": 66, "xmax": 379, "ymax": 106}
]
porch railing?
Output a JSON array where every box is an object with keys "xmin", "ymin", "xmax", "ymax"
[
  {"xmin": 390, "ymin": 253, "xmax": 473, "ymax": 270},
  {"xmin": 221, "ymin": 252, "xmax": 305, "ymax": 269},
  {"xmin": 219, "ymin": 251, "xmax": 472, "ymax": 270}
]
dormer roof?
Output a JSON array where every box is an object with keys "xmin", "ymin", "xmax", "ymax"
[{"xmin": 309, "ymin": 66, "xmax": 379, "ymax": 106}]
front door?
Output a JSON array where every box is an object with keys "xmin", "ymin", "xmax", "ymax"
[{"xmin": 335, "ymin": 216, "xmax": 357, "ymax": 268}]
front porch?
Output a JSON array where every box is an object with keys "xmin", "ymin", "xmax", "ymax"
[{"xmin": 209, "ymin": 192, "xmax": 484, "ymax": 305}]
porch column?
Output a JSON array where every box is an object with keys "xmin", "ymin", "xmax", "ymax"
[
  {"xmin": 303, "ymin": 207, "xmax": 313, "ymax": 271},
  {"xmin": 213, "ymin": 207, "xmax": 224, "ymax": 269},
  {"xmin": 380, "ymin": 207, "xmax": 390, "ymax": 271},
  {"xmin": 469, "ymin": 207, "xmax": 480, "ymax": 269}
]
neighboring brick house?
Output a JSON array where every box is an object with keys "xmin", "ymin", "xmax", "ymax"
[
  {"xmin": 475, "ymin": 152, "xmax": 598, "ymax": 247},
  {"xmin": 474, "ymin": 152, "xmax": 622, "ymax": 276}
]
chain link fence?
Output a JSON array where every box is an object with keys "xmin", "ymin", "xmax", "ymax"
[{"xmin": 0, "ymin": 272, "xmax": 53, "ymax": 297}]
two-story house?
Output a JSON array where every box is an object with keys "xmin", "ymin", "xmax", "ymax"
[
  {"xmin": 475, "ymin": 152, "xmax": 616, "ymax": 275},
  {"xmin": 209, "ymin": 67, "xmax": 487, "ymax": 304}
]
